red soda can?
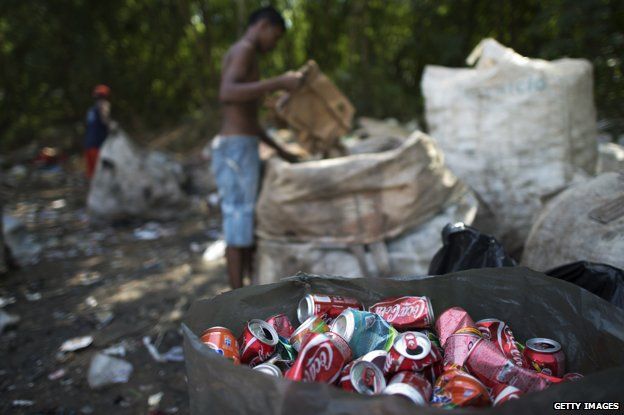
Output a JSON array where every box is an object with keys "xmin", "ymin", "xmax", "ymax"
[
  {"xmin": 384, "ymin": 331, "xmax": 439, "ymax": 375},
  {"xmin": 431, "ymin": 369, "xmax": 491, "ymax": 408},
  {"xmin": 388, "ymin": 371, "xmax": 432, "ymax": 401},
  {"xmin": 200, "ymin": 326, "xmax": 240, "ymax": 364},
  {"xmin": 339, "ymin": 360, "xmax": 386, "ymax": 394},
  {"xmin": 266, "ymin": 313, "xmax": 295, "ymax": 338},
  {"xmin": 289, "ymin": 315, "xmax": 329, "ymax": 352},
  {"xmin": 369, "ymin": 296, "xmax": 434, "ymax": 329},
  {"xmin": 238, "ymin": 319, "xmax": 279, "ymax": 366},
  {"xmin": 443, "ymin": 333, "xmax": 482, "ymax": 370},
  {"xmin": 285, "ymin": 333, "xmax": 350, "ymax": 383},
  {"xmin": 465, "ymin": 338, "xmax": 551, "ymax": 393},
  {"xmin": 421, "ymin": 360, "xmax": 444, "ymax": 386},
  {"xmin": 253, "ymin": 363, "xmax": 283, "ymax": 377},
  {"xmin": 297, "ymin": 294, "xmax": 363, "ymax": 323},
  {"xmin": 359, "ymin": 349, "xmax": 388, "ymax": 373},
  {"xmin": 523, "ymin": 337, "xmax": 566, "ymax": 377},
  {"xmin": 435, "ymin": 307, "xmax": 478, "ymax": 347},
  {"xmin": 491, "ymin": 383, "xmax": 522, "ymax": 406},
  {"xmin": 476, "ymin": 318, "xmax": 528, "ymax": 368}
]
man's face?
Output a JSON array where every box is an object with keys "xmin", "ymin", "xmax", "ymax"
[{"xmin": 257, "ymin": 21, "xmax": 284, "ymax": 53}]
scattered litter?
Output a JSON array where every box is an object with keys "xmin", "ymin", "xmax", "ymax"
[
  {"xmin": 80, "ymin": 405, "xmax": 94, "ymax": 414},
  {"xmin": 148, "ymin": 392, "xmax": 164, "ymax": 407},
  {"xmin": 103, "ymin": 343, "xmax": 127, "ymax": 357},
  {"xmin": 207, "ymin": 192, "xmax": 220, "ymax": 207},
  {"xmin": 143, "ymin": 336, "xmax": 184, "ymax": 363},
  {"xmin": 47, "ymin": 368, "xmax": 66, "ymax": 381},
  {"xmin": 0, "ymin": 296, "xmax": 17, "ymax": 308},
  {"xmin": 2, "ymin": 214, "xmax": 43, "ymax": 266},
  {"xmin": 85, "ymin": 296, "xmax": 98, "ymax": 307},
  {"xmin": 0, "ymin": 310, "xmax": 20, "ymax": 334},
  {"xmin": 87, "ymin": 353, "xmax": 133, "ymax": 389},
  {"xmin": 59, "ymin": 335, "xmax": 93, "ymax": 353},
  {"xmin": 25, "ymin": 292, "xmax": 42, "ymax": 302},
  {"xmin": 12, "ymin": 400, "xmax": 34, "ymax": 407},
  {"xmin": 202, "ymin": 239, "xmax": 226, "ymax": 262},
  {"xmin": 94, "ymin": 310, "xmax": 114, "ymax": 327},
  {"xmin": 133, "ymin": 222, "xmax": 174, "ymax": 241},
  {"xmin": 78, "ymin": 271, "xmax": 103, "ymax": 286},
  {"xmin": 51, "ymin": 199, "xmax": 67, "ymax": 209},
  {"xmin": 189, "ymin": 242, "xmax": 204, "ymax": 253}
]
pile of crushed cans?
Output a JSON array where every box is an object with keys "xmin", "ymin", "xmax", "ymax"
[{"xmin": 200, "ymin": 294, "xmax": 583, "ymax": 408}]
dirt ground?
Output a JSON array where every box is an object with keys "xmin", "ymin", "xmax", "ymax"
[{"xmin": 1, "ymin": 164, "xmax": 229, "ymax": 414}]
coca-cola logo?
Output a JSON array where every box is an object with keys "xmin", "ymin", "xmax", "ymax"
[
  {"xmin": 503, "ymin": 327, "xmax": 525, "ymax": 367},
  {"xmin": 303, "ymin": 343, "xmax": 334, "ymax": 381},
  {"xmin": 373, "ymin": 300, "xmax": 425, "ymax": 322}
]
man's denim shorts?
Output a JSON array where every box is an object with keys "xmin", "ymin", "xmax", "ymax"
[{"xmin": 211, "ymin": 135, "xmax": 260, "ymax": 247}]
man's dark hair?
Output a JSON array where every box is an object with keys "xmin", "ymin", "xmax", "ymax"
[{"xmin": 248, "ymin": 6, "xmax": 286, "ymax": 31}]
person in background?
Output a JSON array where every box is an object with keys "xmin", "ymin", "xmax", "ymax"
[
  {"xmin": 214, "ymin": 6, "xmax": 302, "ymax": 289},
  {"xmin": 84, "ymin": 84, "xmax": 112, "ymax": 179}
]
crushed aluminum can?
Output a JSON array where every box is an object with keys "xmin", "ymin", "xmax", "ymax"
[
  {"xmin": 443, "ymin": 332, "xmax": 482, "ymax": 370},
  {"xmin": 491, "ymin": 383, "xmax": 523, "ymax": 406},
  {"xmin": 369, "ymin": 296, "xmax": 434, "ymax": 329},
  {"xmin": 339, "ymin": 360, "xmax": 386, "ymax": 395},
  {"xmin": 476, "ymin": 318, "xmax": 528, "ymax": 368},
  {"xmin": 358, "ymin": 349, "xmax": 388, "ymax": 372},
  {"xmin": 435, "ymin": 307, "xmax": 478, "ymax": 348},
  {"xmin": 431, "ymin": 369, "xmax": 491, "ymax": 408},
  {"xmin": 297, "ymin": 294, "xmax": 363, "ymax": 324},
  {"xmin": 253, "ymin": 363, "xmax": 283, "ymax": 377},
  {"xmin": 266, "ymin": 314, "xmax": 295, "ymax": 338},
  {"xmin": 329, "ymin": 309, "xmax": 397, "ymax": 359},
  {"xmin": 387, "ymin": 371, "xmax": 432, "ymax": 402},
  {"xmin": 238, "ymin": 319, "xmax": 279, "ymax": 366},
  {"xmin": 289, "ymin": 315, "xmax": 329, "ymax": 352},
  {"xmin": 200, "ymin": 326, "xmax": 240, "ymax": 364}
]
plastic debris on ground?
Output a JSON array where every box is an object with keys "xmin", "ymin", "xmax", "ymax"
[
  {"xmin": 202, "ymin": 239, "xmax": 226, "ymax": 262},
  {"xmin": 0, "ymin": 310, "xmax": 20, "ymax": 334},
  {"xmin": 87, "ymin": 353, "xmax": 133, "ymax": 389},
  {"xmin": 133, "ymin": 222, "xmax": 175, "ymax": 241},
  {"xmin": 143, "ymin": 336, "xmax": 184, "ymax": 363},
  {"xmin": 148, "ymin": 392, "xmax": 164, "ymax": 407},
  {"xmin": 59, "ymin": 335, "xmax": 93, "ymax": 353}
]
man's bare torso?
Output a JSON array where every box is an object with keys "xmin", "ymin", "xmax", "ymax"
[{"xmin": 219, "ymin": 40, "xmax": 261, "ymax": 136}]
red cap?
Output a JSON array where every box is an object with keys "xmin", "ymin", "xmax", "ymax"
[{"xmin": 92, "ymin": 84, "xmax": 111, "ymax": 98}]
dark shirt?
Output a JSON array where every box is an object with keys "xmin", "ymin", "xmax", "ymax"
[{"xmin": 85, "ymin": 106, "xmax": 108, "ymax": 149}]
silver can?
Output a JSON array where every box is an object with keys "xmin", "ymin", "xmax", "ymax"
[{"xmin": 253, "ymin": 363, "xmax": 282, "ymax": 377}]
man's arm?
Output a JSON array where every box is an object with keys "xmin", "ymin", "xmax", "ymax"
[
  {"xmin": 219, "ymin": 44, "xmax": 301, "ymax": 103},
  {"xmin": 258, "ymin": 130, "xmax": 299, "ymax": 163}
]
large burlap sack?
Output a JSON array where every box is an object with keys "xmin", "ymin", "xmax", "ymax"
[
  {"xmin": 596, "ymin": 142, "xmax": 624, "ymax": 174},
  {"xmin": 256, "ymin": 191, "xmax": 477, "ymax": 283},
  {"xmin": 276, "ymin": 60, "xmax": 355, "ymax": 155},
  {"xmin": 256, "ymin": 131, "xmax": 468, "ymax": 245},
  {"xmin": 422, "ymin": 38, "xmax": 597, "ymax": 251},
  {"xmin": 87, "ymin": 130, "xmax": 189, "ymax": 221},
  {"xmin": 522, "ymin": 172, "xmax": 624, "ymax": 271},
  {"xmin": 183, "ymin": 268, "xmax": 624, "ymax": 414}
]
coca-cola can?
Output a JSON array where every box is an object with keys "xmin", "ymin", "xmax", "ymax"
[
  {"xmin": 491, "ymin": 383, "xmax": 522, "ymax": 406},
  {"xmin": 239, "ymin": 319, "xmax": 279, "ymax": 366},
  {"xmin": 359, "ymin": 349, "xmax": 388, "ymax": 372},
  {"xmin": 476, "ymin": 318, "xmax": 528, "ymax": 368},
  {"xmin": 388, "ymin": 371, "xmax": 432, "ymax": 401},
  {"xmin": 253, "ymin": 363, "xmax": 283, "ymax": 377},
  {"xmin": 431, "ymin": 369, "xmax": 491, "ymax": 408},
  {"xmin": 284, "ymin": 333, "xmax": 349, "ymax": 383},
  {"xmin": 289, "ymin": 315, "xmax": 329, "ymax": 352},
  {"xmin": 266, "ymin": 314, "xmax": 295, "ymax": 338},
  {"xmin": 297, "ymin": 294, "xmax": 363, "ymax": 323},
  {"xmin": 443, "ymin": 332, "xmax": 482, "ymax": 370},
  {"xmin": 523, "ymin": 337, "xmax": 566, "ymax": 377},
  {"xmin": 369, "ymin": 296, "xmax": 434, "ymax": 329},
  {"xmin": 383, "ymin": 374, "xmax": 429, "ymax": 406},
  {"xmin": 330, "ymin": 309, "xmax": 397, "ymax": 359},
  {"xmin": 435, "ymin": 307, "xmax": 478, "ymax": 347},
  {"xmin": 421, "ymin": 360, "xmax": 444, "ymax": 386},
  {"xmin": 200, "ymin": 326, "xmax": 240, "ymax": 364},
  {"xmin": 384, "ymin": 331, "xmax": 439, "ymax": 375},
  {"xmin": 339, "ymin": 360, "xmax": 386, "ymax": 395},
  {"xmin": 465, "ymin": 338, "xmax": 551, "ymax": 393}
]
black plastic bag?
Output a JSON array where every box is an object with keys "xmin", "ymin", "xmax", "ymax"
[
  {"xmin": 428, "ymin": 223, "xmax": 516, "ymax": 275},
  {"xmin": 183, "ymin": 267, "xmax": 624, "ymax": 414},
  {"xmin": 546, "ymin": 261, "xmax": 624, "ymax": 309}
]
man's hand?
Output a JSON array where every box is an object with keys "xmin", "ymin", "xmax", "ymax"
[
  {"xmin": 277, "ymin": 147, "xmax": 299, "ymax": 163},
  {"xmin": 278, "ymin": 71, "xmax": 304, "ymax": 91}
]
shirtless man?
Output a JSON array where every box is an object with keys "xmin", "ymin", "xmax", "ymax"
[{"xmin": 213, "ymin": 6, "xmax": 301, "ymax": 289}]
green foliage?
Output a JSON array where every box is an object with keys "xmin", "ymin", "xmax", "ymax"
[{"xmin": 0, "ymin": 0, "xmax": 623, "ymax": 151}]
